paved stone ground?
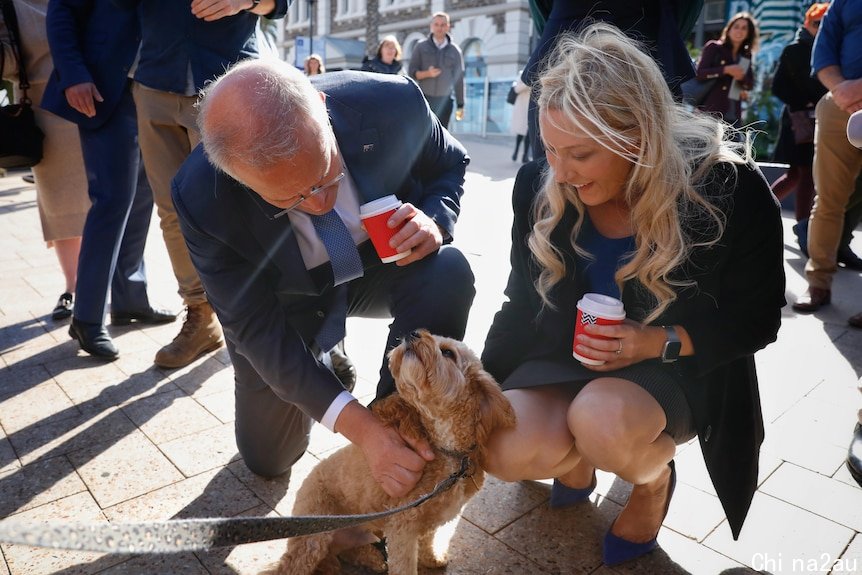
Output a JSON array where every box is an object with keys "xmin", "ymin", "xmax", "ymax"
[{"xmin": 1, "ymin": 135, "xmax": 861, "ymax": 575}]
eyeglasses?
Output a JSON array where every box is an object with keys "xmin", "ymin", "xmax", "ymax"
[{"xmin": 271, "ymin": 170, "xmax": 345, "ymax": 219}]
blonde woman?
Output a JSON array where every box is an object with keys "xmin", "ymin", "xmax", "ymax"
[
  {"xmin": 361, "ymin": 35, "xmax": 403, "ymax": 75},
  {"xmin": 303, "ymin": 53, "xmax": 324, "ymax": 76},
  {"xmin": 482, "ymin": 24, "xmax": 785, "ymax": 565}
]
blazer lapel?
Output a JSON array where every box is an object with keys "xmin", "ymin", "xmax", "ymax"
[{"xmin": 225, "ymin": 176, "xmax": 320, "ymax": 296}]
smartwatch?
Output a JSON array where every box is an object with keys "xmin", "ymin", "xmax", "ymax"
[{"xmin": 661, "ymin": 325, "xmax": 681, "ymax": 363}]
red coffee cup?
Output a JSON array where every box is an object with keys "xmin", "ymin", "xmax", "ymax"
[
  {"xmin": 359, "ymin": 195, "xmax": 412, "ymax": 263},
  {"xmin": 573, "ymin": 293, "xmax": 626, "ymax": 365}
]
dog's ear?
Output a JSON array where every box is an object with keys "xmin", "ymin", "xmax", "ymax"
[
  {"xmin": 472, "ymin": 367, "xmax": 516, "ymax": 444},
  {"xmin": 372, "ymin": 394, "xmax": 428, "ymax": 444}
]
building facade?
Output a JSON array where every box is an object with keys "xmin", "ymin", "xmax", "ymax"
[{"xmin": 278, "ymin": 0, "xmax": 534, "ymax": 79}]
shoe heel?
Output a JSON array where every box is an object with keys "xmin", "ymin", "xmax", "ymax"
[{"xmin": 602, "ymin": 461, "xmax": 676, "ymax": 566}]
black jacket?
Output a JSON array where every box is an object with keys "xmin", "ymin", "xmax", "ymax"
[
  {"xmin": 482, "ymin": 159, "xmax": 786, "ymax": 539},
  {"xmin": 772, "ymin": 28, "xmax": 826, "ymax": 112}
]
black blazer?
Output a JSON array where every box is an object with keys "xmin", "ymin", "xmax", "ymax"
[
  {"xmin": 482, "ymin": 159, "xmax": 786, "ymax": 539},
  {"xmin": 172, "ymin": 72, "xmax": 469, "ymax": 422}
]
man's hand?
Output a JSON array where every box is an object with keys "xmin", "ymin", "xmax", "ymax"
[
  {"xmin": 64, "ymin": 82, "xmax": 103, "ymax": 118},
  {"xmin": 190, "ymin": 0, "xmax": 252, "ymax": 20},
  {"xmin": 334, "ymin": 401, "xmax": 435, "ymax": 498},
  {"xmin": 417, "ymin": 66, "xmax": 442, "ymax": 80},
  {"xmin": 832, "ymin": 78, "xmax": 862, "ymax": 114},
  {"xmin": 386, "ymin": 203, "xmax": 444, "ymax": 266},
  {"xmin": 455, "ymin": 107, "xmax": 464, "ymax": 121}
]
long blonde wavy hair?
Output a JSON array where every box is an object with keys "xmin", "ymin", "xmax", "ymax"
[{"xmin": 530, "ymin": 23, "xmax": 750, "ymax": 323}]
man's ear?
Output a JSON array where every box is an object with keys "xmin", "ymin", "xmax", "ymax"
[{"xmin": 318, "ymin": 91, "xmax": 326, "ymax": 104}]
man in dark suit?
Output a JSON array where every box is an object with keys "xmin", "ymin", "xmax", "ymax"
[
  {"xmin": 172, "ymin": 60, "xmax": 476, "ymax": 495},
  {"xmin": 42, "ymin": 0, "xmax": 176, "ymax": 359}
]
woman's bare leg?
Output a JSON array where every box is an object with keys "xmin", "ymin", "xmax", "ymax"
[
  {"xmin": 53, "ymin": 236, "xmax": 82, "ymax": 294},
  {"xmin": 568, "ymin": 377, "xmax": 675, "ymax": 543}
]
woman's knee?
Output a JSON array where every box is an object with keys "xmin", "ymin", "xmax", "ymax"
[{"xmin": 568, "ymin": 379, "xmax": 666, "ymax": 462}]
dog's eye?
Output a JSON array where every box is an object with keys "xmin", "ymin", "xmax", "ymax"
[{"xmin": 441, "ymin": 348, "xmax": 457, "ymax": 361}]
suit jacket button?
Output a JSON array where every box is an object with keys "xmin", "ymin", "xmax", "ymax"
[
  {"xmin": 703, "ymin": 425, "xmax": 712, "ymax": 442},
  {"xmin": 316, "ymin": 310, "xmax": 325, "ymax": 318}
]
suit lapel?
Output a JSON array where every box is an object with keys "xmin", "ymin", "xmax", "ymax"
[{"xmin": 223, "ymin": 175, "xmax": 320, "ymax": 296}]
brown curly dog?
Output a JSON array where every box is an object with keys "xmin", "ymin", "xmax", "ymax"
[{"xmin": 260, "ymin": 330, "xmax": 516, "ymax": 575}]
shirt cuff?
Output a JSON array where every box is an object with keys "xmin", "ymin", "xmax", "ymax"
[{"xmin": 320, "ymin": 390, "xmax": 357, "ymax": 432}]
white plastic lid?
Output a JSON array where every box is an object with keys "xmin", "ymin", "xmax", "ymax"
[{"xmin": 360, "ymin": 195, "xmax": 402, "ymax": 218}]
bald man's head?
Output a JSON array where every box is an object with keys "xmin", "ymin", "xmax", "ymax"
[{"xmin": 197, "ymin": 58, "xmax": 329, "ymax": 179}]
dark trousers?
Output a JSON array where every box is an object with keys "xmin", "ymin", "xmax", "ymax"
[
  {"xmin": 425, "ymin": 95, "xmax": 454, "ymax": 129},
  {"xmin": 74, "ymin": 88, "xmax": 154, "ymax": 324},
  {"xmin": 232, "ymin": 244, "xmax": 476, "ymax": 477}
]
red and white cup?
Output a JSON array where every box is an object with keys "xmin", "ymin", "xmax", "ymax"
[
  {"xmin": 573, "ymin": 293, "xmax": 626, "ymax": 365},
  {"xmin": 359, "ymin": 195, "xmax": 412, "ymax": 263}
]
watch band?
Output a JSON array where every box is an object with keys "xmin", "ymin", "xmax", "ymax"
[
  {"xmin": 661, "ymin": 325, "xmax": 682, "ymax": 363},
  {"xmin": 245, "ymin": 0, "xmax": 260, "ymax": 11}
]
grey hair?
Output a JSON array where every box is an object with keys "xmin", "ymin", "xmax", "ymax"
[{"xmin": 196, "ymin": 58, "xmax": 330, "ymax": 177}]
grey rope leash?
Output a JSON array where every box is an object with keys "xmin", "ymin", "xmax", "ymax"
[{"xmin": 0, "ymin": 457, "xmax": 471, "ymax": 554}]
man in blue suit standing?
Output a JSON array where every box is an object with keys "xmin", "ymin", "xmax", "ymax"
[
  {"xmin": 172, "ymin": 60, "xmax": 476, "ymax": 495},
  {"xmin": 42, "ymin": 0, "xmax": 176, "ymax": 359}
]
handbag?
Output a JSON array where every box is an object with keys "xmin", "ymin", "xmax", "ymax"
[
  {"xmin": 506, "ymin": 84, "xmax": 517, "ymax": 105},
  {"xmin": 788, "ymin": 109, "xmax": 816, "ymax": 145},
  {"xmin": 0, "ymin": 0, "xmax": 45, "ymax": 169},
  {"xmin": 680, "ymin": 76, "xmax": 718, "ymax": 108}
]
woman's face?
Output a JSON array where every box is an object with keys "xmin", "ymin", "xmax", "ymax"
[
  {"xmin": 540, "ymin": 108, "xmax": 634, "ymax": 208},
  {"xmin": 728, "ymin": 18, "xmax": 750, "ymax": 47},
  {"xmin": 381, "ymin": 42, "xmax": 398, "ymax": 64},
  {"xmin": 308, "ymin": 59, "xmax": 320, "ymax": 74}
]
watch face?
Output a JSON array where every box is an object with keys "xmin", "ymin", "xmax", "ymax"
[{"xmin": 663, "ymin": 340, "xmax": 682, "ymax": 361}]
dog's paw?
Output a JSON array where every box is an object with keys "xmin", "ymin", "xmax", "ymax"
[
  {"xmin": 418, "ymin": 550, "xmax": 449, "ymax": 569},
  {"xmin": 340, "ymin": 543, "xmax": 387, "ymax": 573}
]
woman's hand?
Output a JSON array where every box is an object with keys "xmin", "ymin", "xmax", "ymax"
[
  {"xmin": 723, "ymin": 64, "xmax": 746, "ymax": 81},
  {"xmin": 574, "ymin": 319, "xmax": 665, "ymax": 371}
]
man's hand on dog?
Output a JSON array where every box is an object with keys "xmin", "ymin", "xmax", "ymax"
[
  {"xmin": 335, "ymin": 401, "xmax": 435, "ymax": 497},
  {"xmin": 387, "ymin": 203, "xmax": 444, "ymax": 267}
]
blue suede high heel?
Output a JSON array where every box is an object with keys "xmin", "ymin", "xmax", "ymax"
[
  {"xmin": 602, "ymin": 461, "xmax": 676, "ymax": 566},
  {"xmin": 549, "ymin": 472, "xmax": 597, "ymax": 508}
]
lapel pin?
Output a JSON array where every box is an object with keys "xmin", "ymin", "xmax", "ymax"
[{"xmin": 363, "ymin": 144, "xmax": 375, "ymax": 153}]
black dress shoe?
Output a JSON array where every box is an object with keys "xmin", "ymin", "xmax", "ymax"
[
  {"xmin": 848, "ymin": 423, "xmax": 862, "ymax": 487},
  {"xmin": 838, "ymin": 247, "xmax": 862, "ymax": 271},
  {"xmin": 69, "ymin": 319, "xmax": 119, "ymax": 359},
  {"xmin": 52, "ymin": 292, "xmax": 74, "ymax": 321},
  {"xmin": 111, "ymin": 307, "xmax": 177, "ymax": 326},
  {"xmin": 330, "ymin": 341, "xmax": 356, "ymax": 393}
]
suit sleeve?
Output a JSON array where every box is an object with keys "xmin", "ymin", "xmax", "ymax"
[
  {"xmin": 171, "ymin": 177, "xmax": 346, "ymax": 422},
  {"xmin": 46, "ymin": 0, "xmax": 95, "ymax": 91},
  {"xmin": 481, "ymin": 161, "xmax": 543, "ymax": 382},
  {"xmin": 408, "ymin": 79, "xmax": 469, "ymax": 238},
  {"xmin": 678, "ymin": 164, "xmax": 786, "ymax": 377}
]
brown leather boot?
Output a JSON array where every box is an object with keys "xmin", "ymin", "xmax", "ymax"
[{"xmin": 154, "ymin": 302, "xmax": 224, "ymax": 368}]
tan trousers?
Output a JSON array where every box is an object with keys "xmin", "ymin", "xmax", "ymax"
[
  {"xmin": 807, "ymin": 94, "xmax": 862, "ymax": 290},
  {"xmin": 132, "ymin": 83, "xmax": 206, "ymax": 306}
]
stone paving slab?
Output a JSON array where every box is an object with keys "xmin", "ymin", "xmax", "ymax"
[{"xmin": 2, "ymin": 135, "xmax": 862, "ymax": 574}]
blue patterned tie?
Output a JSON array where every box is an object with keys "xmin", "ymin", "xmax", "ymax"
[{"xmin": 311, "ymin": 210, "xmax": 364, "ymax": 352}]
